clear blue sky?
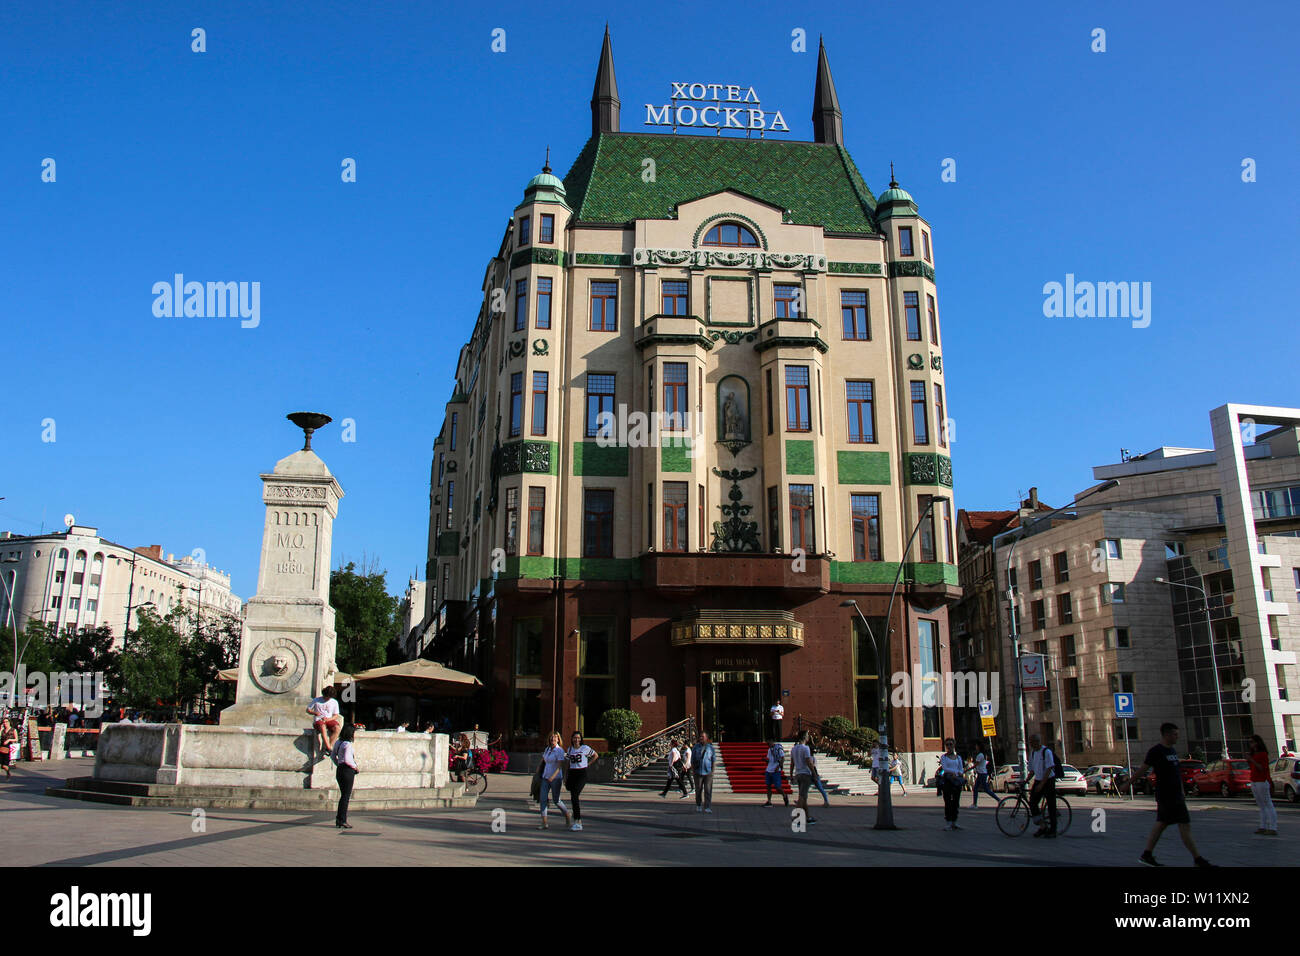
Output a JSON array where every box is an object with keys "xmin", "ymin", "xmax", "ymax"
[{"xmin": 2, "ymin": 0, "xmax": 1296, "ymax": 599}]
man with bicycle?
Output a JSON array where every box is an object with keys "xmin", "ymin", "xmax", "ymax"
[{"xmin": 1026, "ymin": 733, "xmax": 1059, "ymax": 838}]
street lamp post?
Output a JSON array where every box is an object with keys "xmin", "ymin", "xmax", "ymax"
[
  {"xmin": 1155, "ymin": 574, "xmax": 1230, "ymax": 758},
  {"xmin": 995, "ymin": 479, "xmax": 1119, "ymax": 784},
  {"xmin": 839, "ymin": 492, "xmax": 947, "ymax": 830},
  {"xmin": 116, "ymin": 551, "xmax": 140, "ymax": 653}
]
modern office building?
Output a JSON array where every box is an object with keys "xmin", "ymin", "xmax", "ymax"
[
  {"xmin": 421, "ymin": 31, "xmax": 961, "ymax": 754},
  {"xmin": 0, "ymin": 524, "xmax": 243, "ymax": 646}
]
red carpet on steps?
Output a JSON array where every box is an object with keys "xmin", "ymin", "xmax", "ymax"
[{"xmin": 719, "ymin": 742, "xmax": 792, "ymax": 794}]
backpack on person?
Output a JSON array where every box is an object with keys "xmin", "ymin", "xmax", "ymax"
[{"xmin": 1049, "ymin": 748, "xmax": 1065, "ymax": 780}]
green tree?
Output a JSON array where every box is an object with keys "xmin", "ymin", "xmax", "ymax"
[
  {"xmin": 56, "ymin": 623, "xmax": 122, "ymax": 691},
  {"xmin": 330, "ymin": 559, "xmax": 399, "ymax": 674},
  {"xmin": 120, "ymin": 607, "xmax": 184, "ymax": 715},
  {"xmin": 181, "ymin": 609, "xmax": 241, "ymax": 713}
]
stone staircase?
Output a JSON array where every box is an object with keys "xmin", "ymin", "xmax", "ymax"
[
  {"xmin": 612, "ymin": 749, "xmax": 734, "ymax": 793},
  {"xmin": 46, "ymin": 776, "xmax": 477, "ymax": 810},
  {"xmin": 811, "ymin": 753, "xmax": 909, "ymax": 796}
]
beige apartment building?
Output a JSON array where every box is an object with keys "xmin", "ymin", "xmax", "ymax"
[{"xmin": 421, "ymin": 30, "xmax": 962, "ymax": 753}]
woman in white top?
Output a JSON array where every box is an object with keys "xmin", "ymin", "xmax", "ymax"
[
  {"xmin": 538, "ymin": 732, "xmax": 572, "ymax": 829},
  {"xmin": 660, "ymin": 739, "xmax": 688, "ymax": 798},
  {"xmin": 565, "ymin": 731, "xmax": 598, "ymax": 831},
  {"xmin": 332, "ymin": 723, "xmax": 359, "ymax": 829},
  {"xmin": 938, "ymin": 738, "xmax": 964, "ymax": 830}
]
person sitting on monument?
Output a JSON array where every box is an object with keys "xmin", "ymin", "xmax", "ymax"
[{"xmin": 308, "ymin": 687, "xmax": 342, "ymax": 757}]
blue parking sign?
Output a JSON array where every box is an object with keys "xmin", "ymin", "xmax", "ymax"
[{"xmin": 1114, "ymin": 693, "xmax": 1135, "ymax": 718}]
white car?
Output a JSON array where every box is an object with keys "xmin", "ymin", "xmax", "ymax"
[
  {"xmin": 1056, "ymin": 765, "xmax": 1088, "ymax": 796},
  {"xmin": 1082, "ymin": 765, "xmax": 1126, "ymax": 794},
  {"xmin": 1273, "ymin": 755, "xmax": 1300, "ymax": 802},
  {"xmin": 991, "ymin": 764, "xmax": 1023, "ymax": 793}
]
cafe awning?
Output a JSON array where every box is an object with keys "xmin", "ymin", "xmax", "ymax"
[{"xmin": 347, "ymin": 659, "xmax": 482, "ymax": 698}]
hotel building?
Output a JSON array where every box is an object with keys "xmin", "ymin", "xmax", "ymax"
[{"xmin": 421, "ymin": 31, "xmax": 961, "ymax": 753}]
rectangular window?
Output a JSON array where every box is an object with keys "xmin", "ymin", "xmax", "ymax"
[
  {"xmin": 450, "ymin": 412, "xmax": 458, "ymax": 451},
  {"xmin": 765, "ymin": 368, "xmax": 774, "ymax": 435},
  {"xmin": 1062, "ymin": 633, "xmax": 1077, "ymax": 666},
  {"xmin": 1105, "ymin": 626, "xmax": 1131, "ymax": 649},
  {"xmin": 527, "ymin": 487, "xmax": 545, "ymax": 555},
  {"xmin": 935, "ymin": 383, "xmax": 946, "ymax": 448},
  {"xmin": 1058, "ymin": 592, "xmax": 1073, "ymax": 624},
  {"xmin": 922, "ymin": 230, "xmax": 932, "ymax": 262},
  {"xmin": 590, "ymin": 281, "xmax": 618, "ymax": 331},
  {"xmin": 910, "ymin": 381, "xmax": 929, "ymax": 444},
  {"xmin": 663, "ymin": 482, "xmax": 689, "ymax": 552},
  {"xmin": 51, "ymin": 595, "xmax": 61, "ymax": 609},
  {"xmin": 841, "ymin": 290, "xmax": 869, "ymax": 340},
  {"xmin": 851, "ymin": 493, "xmax": 881, "ymax": 561},
  {"xmin": 1103, "ymin": 538, "xmax": 1122, "ymax": 559},
  {"xmin": 446, "ymin": 480, "xmax": 455, "ymax": 525},
  {"xmin": 539, "ymin": 213, "xmax": 554, "ymax": 243},
  {"xmin": 785, "ymin": 365, "xmax": 811, "ymax": 431},
  {"xmin": 576, "ymin": 617, "xmax": 617, "ymax": 738},
  {"xmin": 1101, "ymin": 582, "xmax": 1125, "ymax": 605},
  {"xmin": 1032, "ymin": 599, "xmax": 1046, "ymax": 631},
  {"xmin": 941, "ymin": 499, "xmax": 952, "ymax": 563},
  {"xmin": 898, "ymin": 226, "xmax": 914, "ymax": 257},
  {"xmin": 1053, "ymin": 551, "xmax": 1069, "ymax": 583},
  {"xmin": 518, "ymin": 215, "xmax": 530, "ymax": 245},
  {"xmin": 919, "ymin": 495, "xmax": 937, "ymax": 562},
  {"xmin": 508, "ymin": 372, "xmax": 523, "ymax": 437},
  {"xmin": 504, "ymin": 487, "xmax": 520, "ymax": 556},
  {"xmin": 1066, "ymin": 678, "xmax": 1080, "ymax": 710},
  {"xmin": 927, "ymin": 293, "xmax": 939, "ymax": 344},
  {"xmin": 846, "ymin": 380, "xmax": 876, "ymax": 443},
  {"xmin": 661, "ymin": 279, "xmax": 688, "ymax": 315},
  {"xmin": 86, "ymin": 599, "xmax": 97, "ymax": 613},
  {"xmin": 583, "ymin": 490, "xmax": 615, "ymax": 558},
  {"xmin": 69, "ymin": 597, "xmax": 80, "ymax": 611},
  {"xmin": 514, "ymin": 279, "xmax": 528, "ymax": 331},
  {"xmin": 790, "ymin": 484, "xmax": 815, "ymax": 552},
  {"xmin": 54, "ymin": 570, "xmax": 65, "ymax": 584},
  {"xmin": 768, "ymin": 486, "xmax": 781, "ymax": 551},
  {"xmin": 1029, "ymin": 560, "xmax": 1043, "ymax": 590},
  {"xmin": 774, "ymin": 283, "xmax": 801, "ymax": 318},
  {"xmin": 904, "ymin": 291, "xmax": 922, "ymax": 341},
  {"xmin": 441, "ymin": 564, "xmax": 450, "ymax": 602},
  {"xmin": 512, "ymin": 618, "xmax": 543, "ymax": 738},
  {"xmin": 586, "ymin": 373, "xmax": 615, "ymax": 438},
  {"xmin": 698, "ymin": 483, "xmax": 705, "ymax": 552},
  {"xmin": 663, "ymin": 362, "xmax": 688, "ymax": 431},
  {"xmin": 918, "ymin": 619, "xmax": 940, "ymax": 737},
  {"xmin": 536, "ymin": 277, "xmax": 552, "ymax": 329},
  {"xmin": 531, "ymin": 371, "xmax": 548, "ymax": 436}
]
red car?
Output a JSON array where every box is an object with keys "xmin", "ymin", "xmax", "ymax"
[
  {"xmin": 1141, "ymin": 759, "xmax": 1204, "ymax": 795},
  {"xmin": 1188, "ymin": 758, "xmax": 1252, "ymax": 797}
]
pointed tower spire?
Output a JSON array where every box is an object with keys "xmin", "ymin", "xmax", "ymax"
[
  {"xmin": 811, "ymin": 37, "xmax": 843, "ymax": 145},
  {"xmin": 590, "ymin": 25, "xmax": 620, "ymax": 136}
]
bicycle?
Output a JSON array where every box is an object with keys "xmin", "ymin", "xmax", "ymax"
[
  {"xmin": 995, "ymin": 785, "xmax": 1072, "ymax": 836},
  {"xmin": 453, "ymin": 758, "xmax": 488, "ymax": 797}
]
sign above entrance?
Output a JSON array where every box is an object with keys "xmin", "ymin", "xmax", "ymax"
[{"xmin": 645, "ymin": 83, "xmax": 790, "ymax": 135}]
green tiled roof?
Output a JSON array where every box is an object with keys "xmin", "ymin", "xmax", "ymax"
[{"xmin": 563, "ymin": 133, "xmax": 879, "ymax": 235}]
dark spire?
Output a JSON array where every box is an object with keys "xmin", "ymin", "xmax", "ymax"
[
  {"xmin": 811, "ymin": 37, "xmax": 843, "ymax": 145},
  {"xmin": 543, "ymin": 146, "xmax": 551, "ymax": 174},
  {"xmin": 590, "ymin": 25, "xmax": 620, "ymax": 136},
  {"xmin": 890, "ymin": 161, "xmax": 897, "ymax": 188}
]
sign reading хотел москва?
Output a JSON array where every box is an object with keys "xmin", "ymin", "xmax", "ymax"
[{"xmin": 645, "ymin": 83, "xmax": 789, "ymax": 133}]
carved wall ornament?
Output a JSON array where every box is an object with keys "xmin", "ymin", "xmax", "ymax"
[
  {"xmin": 532, "ymin": 339, "xmax": 549, "ymax": 355},
  {"xmin": 250, "ymin": 636, "xmax": 307, "ymax": 694},
  {"xmin": 931, "ymin": 352, "xmax": 943, "ymax": 372},
  {"xmin": 710, "ymin": 467, "xmax": 762, "ymax": 552},
  {"xmin": 907, "ymin": 353, "xmax": 925, "ymax": 370}
]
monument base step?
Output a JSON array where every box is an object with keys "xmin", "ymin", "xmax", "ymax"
[{"xmin": 46, "ymin": 776, "xmax": 478, "ymax": 810}]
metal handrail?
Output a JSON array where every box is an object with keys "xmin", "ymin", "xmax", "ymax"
[{"xmin": 613, "ymin": 716, "xmax": 698, "ymax": 779}]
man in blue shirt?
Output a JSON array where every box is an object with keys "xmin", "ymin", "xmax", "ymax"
[{"xmin": 692, "ymin": 731, "xmax": 716, "ymax": 813}]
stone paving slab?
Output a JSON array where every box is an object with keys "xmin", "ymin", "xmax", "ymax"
[{"xmin": 4, "ymin": 760, "xmax": 1294, "ymax": 867}]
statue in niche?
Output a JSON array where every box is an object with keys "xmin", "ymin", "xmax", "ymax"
[{"xmin": 716, "ymin": 376, "xmax": 750, "ymax": 456}]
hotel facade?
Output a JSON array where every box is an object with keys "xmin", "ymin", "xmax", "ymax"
[{"xmin": 422, "ymin": 32, "xmax": 961, "ymax": 753}]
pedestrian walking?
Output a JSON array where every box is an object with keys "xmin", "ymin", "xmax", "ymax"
[
  {"xmin": 659, "ymin": 738, "xmax": 689, "ymax": 798},
  {"xmin": 679, "ymin": 737, "xmax": 694, "ymax": 794},
  {"xmin": 969, "ymin": 750, "xmax": 997, "ymax": 807},
  {"xmin": 791, "ymin": 731, "xmax": 817, "ymax": 825},
  {"xmin": 1125, "ymin": 722, "xmax": 1213, "ymax": 867},
  {"xmin": 565, "ymin": 731, "xmax": 597, "ymax": 831},
  {"xmin": 1247, "ymin": 734, "xmax": 1278, "ymax": 836},
  {"xmin": 939, "ymin": 738, "xmax": 964, "ymax": 830},
  {"xmin": 889, "ymin": 750, "xmax": 908, "ymax": 795},
  {"xmin": 0, "ymin": 718, "xmax": 17, "ymax": 778},
  {"xmin": 762, "ymin": 738, "xmax": 789, "ymax": 806},
  {"xmin": 692, "ymin": 731, "xmax": 715, "ymax": 813},
  {"xmin": 332, "ymin": 723, "xmax": 358, "ymax": 829},
  {"xmin": 537, "ymin": 732, "xmax": 571, "ymax": 830},
  {"xmin": 1026, "ymin": 733, "xmax": 1058, "ymax": 837}
]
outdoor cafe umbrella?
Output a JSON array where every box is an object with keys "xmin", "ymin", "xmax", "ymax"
[{"xmin": 346, "ymin": 659, "xmax": 481, "ymax": 698}]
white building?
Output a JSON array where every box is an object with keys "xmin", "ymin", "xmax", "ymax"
[{"xmin": 0, "ymin": 524, "xmax": 243, "ymax": 647}]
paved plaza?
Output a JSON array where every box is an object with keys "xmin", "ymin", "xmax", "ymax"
[{"xmin": 0, "ymin": 759, "xmax": 1293, "ymax": 867}]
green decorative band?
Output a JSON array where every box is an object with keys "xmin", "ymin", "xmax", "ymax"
[
  {"xmin": 785, "ymin": 439, "xmax": 815, "ymax": 475},
  {"xmin": 499, "ymin": 556, "xmax": 643, "ymax": 581},
  {"xmin": 707, "ymin": 329, "xmax": 756, "ymax": 345},
  {"xmin": 635, "ymin": 332, "xmax": 715, "ymax": 351},
  {"xmin": 830, "ymin": 561, "xmax": 958, "ymax": 586},
  {"xmin": 573, "ymin": 441, "xmax": 629, "ymax": 477},
  {"xmin": 497, "ymin": 440, "xmax": 558, "ymax": 476},
  {"xmin": 692, "ymin": 211, "xmax": 768, "ymax": 250},
  {"xmin": 501, "ymin": 556, "xmax": 557, "ymax": 579},
  {"xmin": 436, "ymin": 531, "xmax": 459, "ymax": 557},
  {"xmin": 836, "ymin": 450, "xmax": 891, "ymax": 484},
  {"xmin": 574, "ymin": 252, "xmax": 631, "ymax": 267},
  {"xmin": 904, "ymin": 452, "xmax": 954, "ymax": 487},
  {"xmin": 510, "ymin": 248, "xmax": 566, "ymax": 270},
  {"xmin": 753, "ymin": 334, "xmax": 828, "ymax": 354},
  {"xmin": 827, "ymin": 261, "xmax": 883, "ymax": 276},
  {"xmin": 889, "ymin": 260, "xmax": 936, "ymax": 282},
  {"xmin": 661, "ymin": 441, "xmax": 693, "ymax": 472}
]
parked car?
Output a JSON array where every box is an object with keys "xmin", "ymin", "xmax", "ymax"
[
  {"xmin": 1083, "ymin": 765, "xmax": 1127, "ymax": 794},
  {"xmin": 991, "ymin": 764, "xmax": 1023, "ymax": 793},
  {"xmin": 1056, "ymin": 764, "xmax": 1088, "ymax": 796},
  {"xmin": 1189, "ymin": 758, "xmax": 1253, "ymax": 797},
  {"xmin": 1137, "ymin": 759, "xmax": 1204, "ymax": 795},
  {"xmin": 1271, "ymin": 756, "xmax": 1300, "ymax": 802}
]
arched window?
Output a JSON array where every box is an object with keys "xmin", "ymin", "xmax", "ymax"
[{"xmin": 702, "ymin": 222, "xmax": 758, "ymax": 248}]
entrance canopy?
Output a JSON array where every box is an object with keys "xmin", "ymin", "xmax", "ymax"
[{"xmin": 670, "ymin": 609, "xmax": 804, "ymax": 648}]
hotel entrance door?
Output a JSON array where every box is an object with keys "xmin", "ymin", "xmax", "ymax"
[{"xmin": 701, "ymin": 670, "xmax": 772, "ymax": 742}]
